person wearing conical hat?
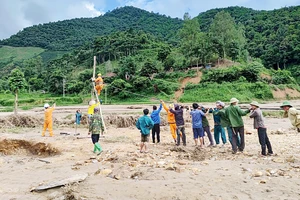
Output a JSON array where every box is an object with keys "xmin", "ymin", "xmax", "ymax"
[
  {"xmin": 225, "ymin": 98, "xmax": 250, "ymax": 154},
  {"xmin": 280, "ymin": 101, "xmax": 300, "ymax": 132},
  {"xmin": 42, "ymin": 103, "xmax": 56, "ymax": 137},
  {"xmin": 94, "ymin": 73, "xmax": 104, "ymax": 97},
  {"xmin": 88, "ymin": 107, "xmax": 104, "ymax": 155},
  {"xmin": 249, "ymin": 101, "xmax": 273, "ymax": 156}
]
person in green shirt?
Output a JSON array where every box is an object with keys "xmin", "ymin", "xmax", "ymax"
[
  {"xmin": 214, "ymin": 101, "xmax": 241, "ymax": 149},
  {"xmin": 225, "ymin": 98, "xmax": 250, "ymax": 154},
  {"xmin": 88, "ymin": 107, "xmax": 104, "ymax": 155},
  {"xmin": 199, "ymin": 105, "xmax": 214, "ymax": 146}
]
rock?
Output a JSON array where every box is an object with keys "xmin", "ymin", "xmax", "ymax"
[
  {"xmin": 165, "ymin": 163, "xmax": 175, "ymax": 170},
  {"xmin": 260, "ymin": 180, "xmax": 267, "ymax": 184},
  {"xmin": 71, "ymin": 166, "xmax": 80, "ymax": 170},
  {"xmin": 267, "ymin": 169, "xmax": 278, "ymax": 176},
  {"xmin": 241, "ymin": 167, "xmax": 252, "ymax": 172},
  {"xmin": 75, "ymin": 161, "xmax": 84, "ymax": 166},
  {"xmin": 285, "ymin": 156, "xmax": 295, "ymax": 163},
  {"xmin": 113, "ymin": 175, "xmax": 121, "ymax": 180},
  {"xmin": 157, "ymin": 161, "xmax": 166, "ymax": 167},
  {"xmin": 175, "ymin": 160, "xmax": 187, "ymax": 165},
  {"xmin": 129, "ymin": 162, "xmax": 138, "ymax": 167},
  {"xmin": 272, "ymin": 158, "xmax": 285, "ymax": 163},
  {"xmin": 101, "ymin": 169, "xmax": 113, "ymax": 176},
  {"xmin": 273, "ymin": 128, "xmax": 285, "ymax": 135},
  {"xmin": 90, "ymin": 156, "xmax": 96, "ymax": 160},
  {"xmin": 252, "ymin": 171, "xmax": 263, "ymax": 177}
]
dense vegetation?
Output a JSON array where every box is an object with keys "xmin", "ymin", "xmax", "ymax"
[
  {"xmin": 0, "ymin": 6, "xmax": 299, "ymax": 105},
  {"xmin": 0, "ymin": 7, "xmax": 182, "ymax": 50}
]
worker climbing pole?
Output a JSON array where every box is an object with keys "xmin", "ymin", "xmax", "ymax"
[{"xmin": 90, "ymin": 56, "xmax": 107, "ymax": 135}]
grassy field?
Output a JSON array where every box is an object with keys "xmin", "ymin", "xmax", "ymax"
[{"xmin": 0, "ymin": 46, "xmax": 45, "ymax": 64}]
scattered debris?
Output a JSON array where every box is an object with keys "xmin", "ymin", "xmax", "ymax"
[
  {"xmin": 30, "ymin": 173, "xmax": 88, "ymax": 192},
  {"xmin": 38, "ymin": 159, "xmax": 51, "ymax": 164}
]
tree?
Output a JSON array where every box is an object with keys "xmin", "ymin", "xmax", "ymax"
[
  {"xmin": 209, "ymin": 11, "xmax": 246, "ymax": 60},
  {"xmin": 179, "ymin": 17, "xmax": 202, "ymax": 66},
  {"xmin": 8, "ymin": 69, "xmax": 26, "ymax": 115},
  {"xmin": 118, "ymin": 56, "xmax": 137, "ymax": 79},
  {"xmin": 140, "ymin": 60, "xmax": 158, "ymax": 78}
]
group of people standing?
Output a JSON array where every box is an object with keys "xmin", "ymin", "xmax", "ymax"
[{"xmin": 136, "ymin": 98, "xmax": 299, "ymax": 156}]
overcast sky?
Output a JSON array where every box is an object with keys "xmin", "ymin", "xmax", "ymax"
[{"xmin": 0, "ymin": 0, "xmax": 299, "ymax": 40}]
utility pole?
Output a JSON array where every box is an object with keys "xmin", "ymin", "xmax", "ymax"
[{"xmin": 63, "ymin": 78, "xmax": 66, "ymax": 97}]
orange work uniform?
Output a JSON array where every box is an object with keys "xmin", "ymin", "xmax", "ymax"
[
  {"xmin": 162, "ymin": 102, "xmax": 177, "ymax": 140},
  {"xmin": 95, "ymin": 77, "xmax": 104, "ymax": 96},
  {"xmin": 42, "ymin": 107, "xmax": 55, "ymax": 136}
]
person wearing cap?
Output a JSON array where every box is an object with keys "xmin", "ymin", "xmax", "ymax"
[
  {"xmin": 136, "ymin": 109, "xmax": 154, "ymax": 153},
  {"xmin": 280, "ymin": 101, "xmax": 300, "ymax": 132},
  {"xmin": 190, "ymin": 103, "xmax": 206, "ymax": 147},
  {"xmin": 199, "ymin": 105, "xmax": 215, "ymax": 147},
  {"xmin": 42, "ymin": 103, "xmax": 56, "ymax": 137},
  {"xmin": 93, "ymin": 73, "xmax": 104, "ymax": 97},
  {"xmin": 225, "ymin": 97, "xmax": 250, "ymax": 154},
  {"xmin": 88, "ymin": 107, "xmax": 104, "ymax": 154},
  {"xmin": 213, "ymin": 101, "xmax": 241, "ymax": 149},
  {"xmin": 170, "ymin": 104, "xmax": 187, "ymax": 146},
  {"xmin": 150, "ymin": 103, "xmax": 163, "ymax": 143},
  {"xmin": 209, "ymin": 101, "xmax": 227, "ymax": 147},
  {"xmin": 161, "ymin": 100, "xmax": 177, "ymax": 143},
  {"xmin": 249, "ymin": 101, "xmax": 273, "ymax": 156}
]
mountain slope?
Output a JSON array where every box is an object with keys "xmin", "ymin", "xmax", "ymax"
[{"xmin": 0, "ymin": 6, "xmax": 183, "ymax": 51}]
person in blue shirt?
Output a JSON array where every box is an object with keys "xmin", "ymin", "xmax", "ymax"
[
  {"xmin": 150, "ymin": 102, "xmax": 162, "ymax": 143},
  {"xmin": 136, "ymin": 109, "xmax": 154, "ymax": 153},
  {"xmin": 75, "ymin": 109, "xmax": 82, "ymax": 125},
  {"xmin": 190, "ymin": 103, "xmax": 206, "ymax": 147},
  {"xmin": 210, "ymin": 101, "xmax": 227, "ymax": 146}
]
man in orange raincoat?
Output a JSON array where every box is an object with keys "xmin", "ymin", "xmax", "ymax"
[
  {"xmin": 161, "ymin": 100, "xmax": 177, "ymax": 143},
  {"xmin": 94, "ymin": 73, "xmax": 104, "ymax": 97},
  {"xmin": 42, "ymin": 103, "xmax": 56, "ymax": 137}
]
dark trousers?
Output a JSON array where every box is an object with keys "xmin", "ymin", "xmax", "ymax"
[
  {"xmin": 176, "ymin": 126, "xmax": 186, "ymax": 146},
  {"xmin": 91, "ymin": 134, "xmax": 100, "ymax": 144},
  {"xmin": 152, "ymin": 124, "xmax": 160, "ymax": 143},
  {"xmin": 232, "ymin": 126, "xmax": 245, "ymax": 152},
  {"xmin": 203, "ymin": 126, "xmax": 214, "ymax": 145},
  {"xmin": 258, "ymin": 127, "xmax": 273, "ymax": 155}
]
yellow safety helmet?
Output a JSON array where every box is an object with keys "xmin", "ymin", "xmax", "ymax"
[{"xmin": 97, "ymin": 73, "xmax": 102, "ymax": 76}]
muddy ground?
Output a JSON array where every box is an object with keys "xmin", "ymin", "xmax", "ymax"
[{"xmin": 0, "ymin": 101, "xmax": 300, "ymax": 200}]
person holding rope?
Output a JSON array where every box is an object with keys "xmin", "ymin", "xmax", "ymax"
[
  {"xmin": 190, "ymin": 103, "xmax": 206, "ymax": 147},
  {"xmin": 249, "ymin": 101, "xmax": 273, "ymax": 156},
  {"xmin": 199, "ymin": 105, "xmax": 215, "ymax": 147},
  {"xmin": 225, "ymin": 98, "xmax": 250, "ymax": 154},
  {"xmin": 161, "ymin": 100, "xmax": 177, "ymax": 143},
  {"xmin": 170, "ymin": 104, "xmax": 187, "ymax": 146},
  {"xmin": 280, "ymin": 101, "xmax": 300, "ymax": 132},
  {"xmin": 150, "ymin": 103, "xmax": 162, "ymax": 144}
]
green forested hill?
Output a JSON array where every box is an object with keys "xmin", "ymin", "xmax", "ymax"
[
  {"xmin": 196, "ymin": 6, "xmax": 300, "ymax": 68},
  {"xmin": 0, "ymin": 6, "xmax": 183, "ymax": 50},
  {"xmin": 0, "ymin": 6, "xmax": 299, "ymax": 103}
]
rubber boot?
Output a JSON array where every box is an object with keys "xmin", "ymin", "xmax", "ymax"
[
  {"xmin": 93, "ymin": 145, "xmax": 97, "ymax": 153},
  {"xmin": 95, "ymin": 142, "xmax": 102, "ymax": 154}
]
